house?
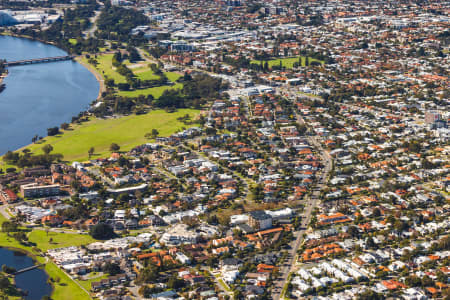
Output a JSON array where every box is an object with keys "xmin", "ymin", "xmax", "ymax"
[
  {"xmin": 220, "ymin": 258, "xmax": 242, "ymax": 271},
  {"xmin": 248, "ymin": 210, "xmax": 272, "ymax": 230},
  {"xmin": 0, "ymin": 189, "xmax": 18, "ymax": 203},
  {"xmin": 317, "ymin": 213, "xmax": 351, "ymax": 226},
  {"xmin": 150, "ymin": 290, "xmax": 178, "ymax": 299},
  {"xmin": 41, "ymin": 215, "xmax": 64, "ymax": 226}
]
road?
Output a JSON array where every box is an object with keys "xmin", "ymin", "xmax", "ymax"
[
  {"xmin": 84, "ymin": 1, "xmax": 102, "ymax": 38},
  {"xmin": 176, "ymin": 142, "xmax": 253, "ymax": 203},
  {"xmin": 271, "ymin": 157, "xmax": 331, "ymax": 300},
  {"xmin": 270, "ymin": 90, "xmax": 333, "ymax": 300},
  {"xmin": 0, "ymin": 204, "xmax": 11, "ymax": 221}
]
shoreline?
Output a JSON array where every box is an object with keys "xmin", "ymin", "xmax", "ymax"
[
  {"xmin": 75, "ymin": 56, "xmax": 106, "ymax": 100},
  {"xmin": 0, "ymin": 245, "xmax": 54, "ymax": 296},
  {"xmin": 1, "ymin": 33, "xmax": 104, "ymax": 101},
  {"xmin": 1, "ymin": 32, "xmax": 59, "ymax": 48},
  {"xmin": 0, "ymin": 76, "xmax": 6, "ymax": 94},
  {"xmin": 0, "ymin": 35, "xmax": 104, "ymax": 157}
]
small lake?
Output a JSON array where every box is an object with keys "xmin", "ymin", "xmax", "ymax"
[
  {"xmin": 0, "ymin": 247, "xmax": 52, "ymax": 299},
  {"xmin": 0, "ymin": 35, "xmax": 99, "ymax": 155}
]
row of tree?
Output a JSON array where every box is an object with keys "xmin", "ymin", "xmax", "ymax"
[{"xmin": 3, "ymin": 144, "xmax": 63, "ymax": 168}]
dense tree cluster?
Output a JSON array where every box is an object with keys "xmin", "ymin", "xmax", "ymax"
[
  {"xmin": 3, "ymin": 149, "xmax": 63, "ymax": 168},
  {"xmin": 89, "ymin": 223, "xmax": 115, "ymax": 240},
  {"xmin": 91, "ymin": 73, "xmax": 226, "ymax": 116},
  {"xmin": 155, "ymin": 74, "xmax": 227, "ymax": 109},
  {"xmin": 96, "ymin": 3, "xmax": 149, "ymax": 45},
  {"xmin": 14, "ymin": 0, "xmax": 102, "ymax": 54}
]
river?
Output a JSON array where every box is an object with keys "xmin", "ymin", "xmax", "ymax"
[
  {"xmin": 0, "ymin": 35, "xmax": 100, "ymax": 155},
  {"xmin": 0, "ymin": 247, "xmax": 52, "ymax": 299}
]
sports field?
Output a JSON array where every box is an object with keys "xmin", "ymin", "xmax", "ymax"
[{"xmin": 251, "ymin": 56, "xmax": 324, "ymax": 69}]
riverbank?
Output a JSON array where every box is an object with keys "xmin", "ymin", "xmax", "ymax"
[
  {"xmin": 0, "ymin": 246, "xmax": 52, "ymax": 299},
  {"xmin": 10, "ymin": 109, "xmax": 200, "ymax": 163},
  {"xmin": 0, "ymin": 35, "xmax": 100, "ymax": 155},
  {"xmin": 75, "ymin": 56, "xmax": 106, "ymax": 101},
  {"xmin": 1, "ymin": 32, "xmax": 104, "ymax": 101},
  {"xmin": 1, "ymin": 31, "xmax": 59, "ymax": 49},
  {"xmin": 0, "ymin": 69, "xmax": 7, "ymax": 87}
]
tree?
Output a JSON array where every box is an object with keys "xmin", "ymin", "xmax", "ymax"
[
  {"xmin": 89, "ymin": 223, "xmax": 114, "ymax": 240},
  {"xmin": 372, "ymin": 208, "xmax": 381, "ymax": 217},
  {"xmin": 118, "ymin": 156, "xmax": 129, "ymax": 167},
  {"xmin": 88, "ymin": 147, "xmax": 95, "ymax": 159},
  {"xmin": 357, "ymin": 290, "xmax": 385, "ymax": 300},
  {"xmin": 366, "ymin": 237, "xmax": 377, "ymax": 249},
  {"xmin": 12, "ymin": 232, "xmax": 28, "ymax": 243},
  {"xmin": 110, "ymin": 143, "xmax": 120, "ymax": 152},
  {"xmin": 145, "ymin": 128, "xmax": 160, "ymax": 140},
  {"xmin": 47, "ymin": 127, "xmax": 59, "ymax": 136},
  {"xmin": 0, "ymin": 275, "xmax": 11, "ymax": 290},
  {"xmin": 167, "ymin": 276, "xmax": 185, "ymax": 289},
  {"xmin": 136, "ymin": 266, "xmax": 158, "ymax": 284},
  {"xmin": 347, "ymin": 225, "xmax": 360, "ymax": 238},
  {"xmin": 1, "ymin": 265, "xmax": 16, "ymax": 274},
  {"xmin": 31, "ymin": 134, "xmax": 39, "ymax": 143},
  {"xmin": 1, "ymin": 221, "xmax": 18, "ymax": 235},
  {"xmin": 42, "ymin": 144, "xmax": 54, "ymax": 155},
  {"xmin": 103, "ymin": 262, "xmax": 121, "ymax": 275},
  {"xmin": 405, "ymin": 275, "xmax": 422, "ymax": 287}
]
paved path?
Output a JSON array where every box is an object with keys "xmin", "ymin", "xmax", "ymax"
[{"xmin": 0, "ymin": 204, "xmax": 12, "ymax": 221}]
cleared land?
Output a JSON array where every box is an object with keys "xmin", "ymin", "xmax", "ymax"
[
  {"xmin": 16, "ymin": 109, "xmax": 199, "ymax": 162},
  {"xmin": 251, "ymin": 56, "xmax": 324, "ymax": 69}
]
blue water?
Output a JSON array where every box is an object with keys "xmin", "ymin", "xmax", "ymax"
[
  {"xmin": 0, "ymin": 247, "xmax": 52, "ymax": 299},
  {"xmin": 0, "ymin": 35, "xmax": 99, "ymax": 154}
]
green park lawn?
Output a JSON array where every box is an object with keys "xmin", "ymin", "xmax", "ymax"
[
  {"xmin": 135, "ymin": 69, "xmax": 160, "ymax": 80},
  {"xmin": 27, "ymin": 230, "xmax": 96, "ymax": 252},
  {"xmin": 251, "ymin": 56, "xmax": 324, "ymax": 69},
  {"xmin": 118, "ymin": 82, "xmax": 183, "ymax": 98},
  {"xmin": 83, "ymin": 54, "xmax": 128, "ymax": 84},
  {"xmin": 82, "ymin": 54, "xmax": 183, "ymax": 98},
  {"xmin": 118, "ymin": 71, "xmax": 183, "ymax": 98},
  {"xmin": 45, "ymin": 259, "xmax": 91, "ymax": 300},
  {"xmin": 17, "ymin": 109, "xmax": 199, "ymax": 162}
]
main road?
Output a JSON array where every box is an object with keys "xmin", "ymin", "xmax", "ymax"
[{"xmin": 270, "ymin": 89, "xmax": 333, "ymax": 300}]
